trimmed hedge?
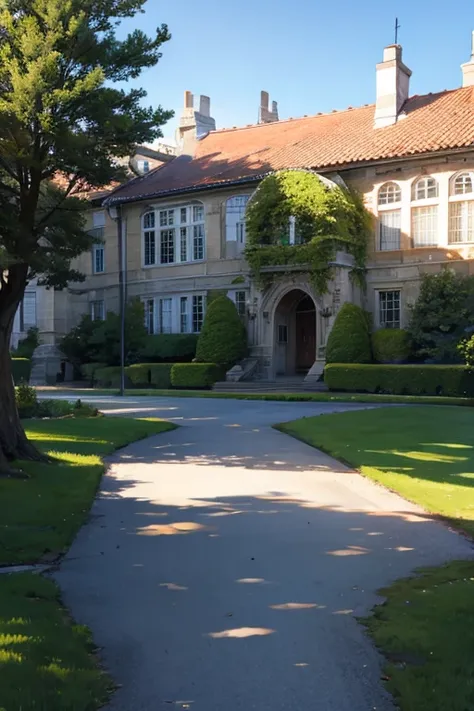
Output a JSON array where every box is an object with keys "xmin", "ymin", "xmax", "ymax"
[
  {"xmin": 140, "ymin": 334, "xmax": 198, "ymax": 363},
  {"xmin": 325, "ymin": 364, "xmax": 474, "ymax": 397},
  {"xmin": 196, "ymin": 296, "xmax": 247, "ymax": 367},
  {"xmin": 371, "ymin": 328, "xmax": 411, "ymax": 364},
  {"xmin": 81, "ymin": 362, "xmax": 107, "ymax": 385},
  {"xmin": 171, "ymin": 363, "xmax": 225, "ymax": 389},
  {"xmin": 11, "ymin": 358, "xmax": 31, "ymax": 384},
  {"xmin": 326, "ymin": 303, "xmax": 372, "ymax": 364},
  {"xmin": 94, "ymin": 366, "xmax": 131, "ymax": 388},
  {"xmin": 125, "ymin": 363, "xmax": 173, "ymax": 389}
]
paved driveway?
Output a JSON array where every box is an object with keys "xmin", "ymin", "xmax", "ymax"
[{"xmin": 54, "ymin": 397, "xmax": 473, "ymax": 711}]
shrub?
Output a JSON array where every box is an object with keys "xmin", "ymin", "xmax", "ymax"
[
  {"xmin": 60, "ymin": 314, "xmax": 100, "ymax": 367},
  {"xmin": 125, "ymin": 363, "xmax": 173, "ymax": 389},
  {"xmin": 13, "ymin": 327, "xmax": 40, "ymax": 359},
  {"xmin": 408, "ymin": 270, "xmax": 474, "ymax": 362},
  {"xmin": 81, "ymin": 362, "xmax": 107, "ymax": 386},
  {"xmin": 89, "ymin": 298, "xmax": 147, "ymax": 365},
  {"xmin": 11, "ymin": 358, "xmax": 31, "ymax": 384},
  {"xmin": 15, "ymin": 381, "xmax": 38, "ymax": 417},
  {"xmin": 195, "ymin": 296, "xmax": 247, "ymax": 368},
  {"xmin": 371, "ymin": 329, "xmax": 411, "ymax": 363},
  {"xmin": 94, "ymin": 366, "xmax": 129, "ymax": 388},
  {"xmin": 171, "ymin": 363, "xmax": 225, "ymax": 389},
  {"xmin": 140, "ymin": 334, "xmax": 198, "ymax": 363},
  {"xmin": 326, "ymin": 303, "xmax": 372, "ymax": 364},
  {"xmin": 458, "ymin": 335, "xmax": 474, "ymax": 368},
  {"xmin": 324, "ymin": 364, "xmax": 474, "ymax": 397}
]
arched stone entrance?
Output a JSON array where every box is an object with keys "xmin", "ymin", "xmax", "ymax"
[{"xmin": 274, "ymin": 289, "xmax": 316, "ymax": 376}]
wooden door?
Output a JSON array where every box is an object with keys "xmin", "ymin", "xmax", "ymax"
[{"xmin": 295, "ymin": 310, "xmax": 316, "ymax": 372}]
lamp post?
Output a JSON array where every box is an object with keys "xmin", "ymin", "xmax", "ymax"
[{"xmin": 107, "ymin": 204, "xmax": 126, "ymax": 396}]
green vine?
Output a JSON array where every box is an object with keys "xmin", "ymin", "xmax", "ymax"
[{"xmin": 244, "ymin": 170, "xmax": 371, "ymax": 293}]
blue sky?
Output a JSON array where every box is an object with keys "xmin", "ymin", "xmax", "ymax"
[{"xmin": 119, "ymin": 0, "xmax": 473, "ymax": 143}]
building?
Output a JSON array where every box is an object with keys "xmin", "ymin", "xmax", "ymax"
[{"xmin": 18, "ymin": 35, "xmax": 474, "ymax": 382}]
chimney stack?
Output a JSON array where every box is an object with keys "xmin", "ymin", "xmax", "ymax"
[
  {"xmin": 461, "ymin": 31, "xmax": 474, "ymax": 87},
  {"xmin": 176, "ymin": 91, "xmax": 216, "ymax": 155},
  {"xmin": 259, "ymin": 91, "xmax": 279, "ymax": 124},
  {"xmin": 374, "ymin": 44, "xmax": 411, "ymax": 128}
]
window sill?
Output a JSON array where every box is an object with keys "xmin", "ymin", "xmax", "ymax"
[{"xmin": 142, "ymin": 259, "xmax": 205, "ymax": 269}]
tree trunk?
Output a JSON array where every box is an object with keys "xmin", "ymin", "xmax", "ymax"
[{"xmin": 0, "ymin": 271, "xmax": 48, "ymax": 475}]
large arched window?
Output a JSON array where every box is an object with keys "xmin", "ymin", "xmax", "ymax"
[
  {"xmin": 377, "ymin": 182, "xmax": 401, "ymax": 251},
  {"xmin": 449, "ymin": 172, "xmax": 474, "ymax": 243},
  {"xmin": 411, "ymin": 176, "xmax": 439, "ymax": 247},
  {"xmin": 226, "ymin": 195, "xmax": 250, "ymax": 250},
  {"xmin": 142, "ymin": 202, "xmax": 205, "ymax": 266}
]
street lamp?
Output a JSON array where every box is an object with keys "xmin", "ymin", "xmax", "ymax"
[{"xmin": 107, "ymin": 204, "xmax": 126, "ymax": 397}]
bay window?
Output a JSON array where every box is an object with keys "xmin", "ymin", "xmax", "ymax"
[{"xmin": 142, "ymin": 203, "xmax": 205, "ymax": 266}]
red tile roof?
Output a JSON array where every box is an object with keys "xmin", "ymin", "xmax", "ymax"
[{"xmin": 107, "ymin": 87, "xmax": 474, "ymax": 204}]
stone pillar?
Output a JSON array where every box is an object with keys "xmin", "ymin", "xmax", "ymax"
[{"xmin": 30, "ymin": 345, "xmax": 66, "ymax": 386}]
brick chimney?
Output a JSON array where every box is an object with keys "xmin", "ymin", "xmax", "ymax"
[
  {"xmin": 374, "ymin": 44, "xmax": 412, "ymax": 128},
  {"xmin": 461, "ymin": 31, "xmax": 474, "ymax": 87},
  {"xmin": 259, "ymin": 91, "xmax": 279, "ymax": 124},
  {"xmin": 176, "ymin": 91, "xmax": 216, "ymax": 155}
]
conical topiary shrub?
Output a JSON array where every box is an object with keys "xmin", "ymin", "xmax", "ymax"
[
  {"xmin": 326, "ymin": 302, "xmax": 372, "ymax": 363},
  {"xmin": 196, "ymin": 296, "xmax": 247, "ymax": 368}
]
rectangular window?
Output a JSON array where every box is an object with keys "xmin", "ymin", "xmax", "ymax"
[
  {"xmin": 412, "ymin": 206, "xmax": 438, "ymax": 247},
  {"xmin": 160, "ymin": 209, "xmax": 174, "ymax": 227},
  {"xmin": 93, "ymin": 211, "xmax": 106, "ymax": 229},
  {"xmin": 180, "ymin": 227, "xmax": 188, "ymax": 262},
  {"xmin": 449, "ymin": 201, "xmax": 474, "ymax": 243},
  {"xmin": 160, "ymin": 229, "xmax": 175, "ymax": 264},
  {"xmin": 193, "ymin": 224, "xmax": 204, "ymax": 261},
  {"xmin": 180, "ymin": 207, "xmax": 187, "ymax": 224},
  {"xmin": 91, "ymin": 300, "xmax": 105, "ymax": 321},
  {"xmin": 144, "ymin": 212, "xmax": 155, "ymax": 230},
  {"xmin": 193, "ymin": 205, "xmax": 204, "ymax": 223},
  {"xmin": 192, "ymin": 295, "xmax": 204, "ymax": 333},
  {"xmin": 144, "ymin": 231, "xmax": 156, "ymax": 265},
  {"xmin": 278, "ymin": 324, "xmax": 288, "ymax": 344},
  {"xmin": 145, "ymin": 299, "xmax": 155, "ymax": 335},
  {"xmin": 379, "ymin": 211, "xmax": 401, "ymax": 250},
  {"xmin": 180, "ymin": 296, "xmax": 189, "ymax": 333},
  {"xmin": 235, "ymin": 291, "xmax": 246, "ymax": 318},
  {"xmin": 378, "ymin": 290, "xmax": 401, "ymax": 329},
  {"xmin": 93, "ymin": 244, "xmax": 105, "ymax": 273},
  {"xmin": 19, "ymin": 292, "xmax": 37, "ymax": 331},
  {"xmin": 236, "ymin": 221, "xmax": 245, "ymax": 245},
  {"xmin": 159, "ymin": 298, "xmax": 173, "ymax": 334}
]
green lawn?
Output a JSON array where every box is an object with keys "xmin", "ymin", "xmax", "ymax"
[
  {"xmin": 278, "ymin": 406, "xmax": 474, "ymax": 711},
  {"xmin": 0, "ymin": 573, "xmax": 112, "ymax": 710},
  {"xmin": 0, "ymin": 415, "xmax": 175, "ymax": 711}
]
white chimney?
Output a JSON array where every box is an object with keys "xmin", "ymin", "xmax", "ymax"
[
  {"xmin": 259, "ymin": 91, "xmax": 279, "ymax": 124},
  {"xmin": 461, "ymin": 31, "xmax": 474, "ymax": 87},
  {"xmin": 374, "ymin": 44, "xmax": 412, "ymax": 128},
  {"xmin": 176, "ymin": 91, "xmax": 216, "ymax": 155}
]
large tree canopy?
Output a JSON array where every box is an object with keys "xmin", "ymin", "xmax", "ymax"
[{"xmin": 0, "ymin": 0, "xmax": 172, "ymax": 471}]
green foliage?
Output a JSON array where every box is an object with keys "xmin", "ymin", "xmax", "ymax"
[
  {"xmin": 458, "ymin": 335, "xmax": 474, "ymax": 367},
  {"xmin": 81, "ymin": 361, "xmax": 107, "ymax": 385},
  {"xmin": 140, "ymin": 334, "xmax": 198, "ymax": 363},
  {"xmin": 15, "ymin": 381, "xmax": 38, "ymax": 417},
  {"xmin": 371, "ymin": 328, "xmax": 412, "ymax": 363},
  {"xmin": 324, "ymin": 363, "xmax": 474, "ymax": 397},
  {"xmin": 207, "ymin": 289, "xmax": 227, "ymax": 303},
  {"xmin": 125, "ymin": 363, "xmax": 173, "ymax": 388},
  {"xmin": 12, "ymin": 328, "xmax": 40, "ymax": 359},
  {"xmin": 94, "ymin": 366, "xmax": 128, "ymax": 388},
  {"xmin": 89, "ymin": 299, "xmax": 147, "ymax": 366},
  {"xmin": 244, "ymin": 170, "xmax": 371, "ymax": 293},
  {"xmin": 325, "ymin": 303, "xmax": 372, "ymax": 364},
  {"xmin": 231, "ymin": 276, "xmax": 245, "ymax": 285},
  {"xmin": 61, "ymin": 315, "xmax": 100, "ymax": 367},
  {"xmin": 195, "ymin": 296, "xmax": 247, "ymax": 367},
  {"xmin": 11, "ymin": 357, "xmax": 31, "ymax": 384},
  {"xmin": 408, "ymin": 270, "xmax": 474, "ymax": 363},
  {"xmin": 171, "ymin": 363, "xmax": 225, "ymax": 389}
]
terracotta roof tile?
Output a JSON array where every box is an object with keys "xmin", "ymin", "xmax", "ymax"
[{"xmin": 107, "ymin": 86, "xmax": 474, "ymax": 204}]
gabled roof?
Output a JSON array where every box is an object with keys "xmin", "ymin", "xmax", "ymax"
[{"xmin": 106, "ymin": 86, "xmax": 474, "ymax": 205}]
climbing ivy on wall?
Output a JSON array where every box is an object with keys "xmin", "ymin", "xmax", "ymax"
[{"xmin": 244, "ymin": 170, "xmax": 371, "ymax": 293}]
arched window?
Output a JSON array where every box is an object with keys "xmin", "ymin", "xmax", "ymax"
[
  {"xmin": 411, "ymin": 177, "xmax": 439, "ymax": 247},
  {"xmin": 142, "ymin": 203, "xmax": 205, "ymax": 266},
  {"xmin": 226, "ymin": 195, "xmax": 250, "ymax": 250},
  {"xmin": 412, "ymin": 176, "xmax": 438, "ymax": 200},
  {"xmin": 378, "ymin": 182, "xmax": 401, "ymax": 205},
  {"xmin": 377, "ymin": 183, "xmax": 401, "ymax": 251},
  {"xmin": 452, "ymin": 172, "xmax": 474, "ymax": 196},
  {"xmin": 449, "ymin": 173, "xmax": 474, "ymax": 243}
]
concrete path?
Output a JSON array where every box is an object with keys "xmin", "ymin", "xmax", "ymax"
[{"xmin": 54, "ymin": 397, "xmax": 473, "ymax": 711}]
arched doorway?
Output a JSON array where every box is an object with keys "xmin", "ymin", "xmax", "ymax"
[{"xmin": 274, "ymin": 290, "xmax": 317, "ymax": 376}]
